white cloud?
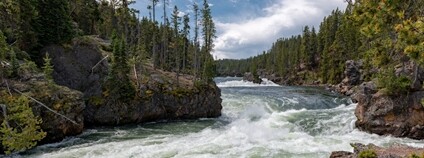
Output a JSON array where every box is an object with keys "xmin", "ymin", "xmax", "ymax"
[{"xmin": 213, "ymin": 0, "xmax": 347, "ymax": 59}]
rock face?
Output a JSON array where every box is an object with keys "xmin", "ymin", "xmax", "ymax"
[
  {"xmin": 353, "ymin": 81, "xmax": 424, "ymax": 139},
  {"xmin": 84, "ymin": 83, "xmax": 222, "ymax": 126},
  {"xmin": 243, "ymin": 72, "xmax": 262, "ymax": 84},
  {"xmin": 330, "ymin": 143, "xmax": 424, "ymax": 158},
  {"xmin": 343, "ymin": 60, "xmax": 361, "ymax": 86},
  {"xmin": 45, "ymin": 36, "xmax": 222, "ymax": 126},
  {"xmin": 42, "ymin": 36, "xmax": 109, "ymax": 98}
]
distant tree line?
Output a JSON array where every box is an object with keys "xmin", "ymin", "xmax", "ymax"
[{"xmin": 217, "ymin": 0, "xmax": 424, "ymax": 95}]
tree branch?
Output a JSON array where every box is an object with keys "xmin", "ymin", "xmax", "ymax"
[
  {"xmin": 91, "ymin": 55, "xmax": 109, "ymax": 74},
  {"xmin": 13, "ymin": 89, "xmax": 79, "ymax": 125}
]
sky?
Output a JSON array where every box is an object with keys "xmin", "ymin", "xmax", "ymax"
[{"xmin": 131, "ymin": 0, "xmax": 348, "ymax": 59}]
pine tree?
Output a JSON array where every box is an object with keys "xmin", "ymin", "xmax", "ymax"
[
  {"xmin": 0, "ymin": 95, "xmax": 46, "ymax": 155},
  {"xmin": 182, "ymin": 14, "xmax": 190, "ymax": 72},
  {"xmin": 0, "ymin": 30, "xmax": 7, "ymax": 62},
  {"xmin": 171, "ymin": 6, "xmax": 181, "ymax": 85},
  {"xmin": 10, "ymin": 49, "xmax": 19, "ymax": 78},
  {"xmin": 193, "ymin": 2, "xmax": 200, "ymax": 80},
  {"xmin": 106, "ymin": 34, "xmax": 135, "ymax": 102},
  {"xmin": 42, "ymin": 53, "xmax": 54, "ymax": 83},
  {"xmin": 34, "ymin": 0, "xmax": 75, "ymax": 47}
]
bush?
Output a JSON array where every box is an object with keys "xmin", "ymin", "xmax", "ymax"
[
  {"xmin": 358, "ymin": 150, "xmax": 377, "ymax": 158},
  {"xmin": 377, "ymin": 68, "xmax": 411, "ymax": 95},
  {"xmin": 0, "ymin": 95, "xmax": 46, "ymax": 154}
]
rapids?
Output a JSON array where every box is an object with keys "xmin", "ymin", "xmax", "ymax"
[{"xmin": 19, "ymin": 77, "xmax": 424, "ymax": 158}]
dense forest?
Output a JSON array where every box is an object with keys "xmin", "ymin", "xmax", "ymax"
[
  {"xmin": 0, "ymin": 0, "xmax": 216, "ymax": 154},
  {"xmin": 217, "ymin": 0, "xmax": 424, "ymax": 95}
]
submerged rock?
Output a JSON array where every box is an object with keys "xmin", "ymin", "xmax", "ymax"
[{"xmin": 243, "ymin": 72, "xmax": 262, "ymax": 84}]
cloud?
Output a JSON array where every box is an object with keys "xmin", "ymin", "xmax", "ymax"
[{"xmin": 213, "ymin": 0, "xmax": 347, "ymax": 59}]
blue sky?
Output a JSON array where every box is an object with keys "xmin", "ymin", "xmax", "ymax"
[{"xmin": 131, "ymin": 0, "xmax": 347, "ymax": 59}]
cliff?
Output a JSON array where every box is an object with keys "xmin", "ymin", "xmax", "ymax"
[
  {"xmin": 43, "ymin": 36, "xmax": 222, "ymax": 126},
  {"xmin": 0, "ymin": 36, "xmax": 222, "ymax": 153}
]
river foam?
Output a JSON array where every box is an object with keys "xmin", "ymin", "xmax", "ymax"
[{"xmin": 21, "ymin": 77, "xmax": 424, "ymax": 158}]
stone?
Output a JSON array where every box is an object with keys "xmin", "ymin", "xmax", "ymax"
[
  {"xmin": 354, "ymin": 87, "xmax": 424, "ymax": 139},
  {"xmin": 344, "ymin": 60, "xmax": 361, "ymax": 86},
  {"xmin": 329, "ymin": 151, "xmax": 354, "ymax": 158},
  {"xmin": 243, "ymin": 72, "xmax": 262, "ymax": 84}
]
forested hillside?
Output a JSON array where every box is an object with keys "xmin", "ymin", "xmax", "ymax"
[
  {"xmin": 217, "ymin": 0, "xmax": 424, "ymax": 95},
  {"xmin": 0, "ymin": 0, "xmax": 218, "ymax": 154}
]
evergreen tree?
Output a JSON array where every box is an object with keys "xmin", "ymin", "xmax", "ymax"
[
  {"xmin": 201, "ymin": 0, "xmax": 216, "ymax": 82},
  {"xmin": 182, "ymin": 14, "xmax": 190, "ymax": 72},
  {"xmin": 106, "ymin": 34, "xmax": 135, "ymax": 102},
  {"xmin": 42, "ymin": 53, "xmax": 54, "ymax": 83},
  {"xmin": 0, "ymin": 95, "xmax": 46, "ymax": 155},
  {"xmin": 34, "ymin": 0, "xmax": 75, "ymax": 48},
  {"xmin": 193, "ymin": 2, "xmax": 200, "ymax": 80}
]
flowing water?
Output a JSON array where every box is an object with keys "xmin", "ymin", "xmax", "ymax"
[{"xmin": 20, "ymin": 77, "xmax": 424, "ymax": 158}]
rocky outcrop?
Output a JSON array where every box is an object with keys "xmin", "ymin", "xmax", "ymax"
[
  {"xmin": 44, "ymin": 36, "xmax": 222, "ymax": 126},
  {"xmin": 353, "ymin": 81, "xmax": 424, "ymax": 139},
  {"xmin": 330, "ymin": 143, "xmax": 424, "ymax": 158},
  {"xmin": 84, "ymin": 81, "xmax": 222, "ymax": 126},
  {"xmin": 42, "ymin": 36, "xmax": 109, "ymax": 98},
  {"xmin": 330, "ymin": 60, "xmax": 363, "ymax": 96},
  {"xmin": 243, "ymin": 72, "xmax": 262, "ymax": 84},
  {"xmin": 0, "ymin": 76, "xmax": 85, "ymax": 144}
]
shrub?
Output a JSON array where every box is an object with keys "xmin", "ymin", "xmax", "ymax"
[{"xmin": 358, "ymin": 150, "xmax": 377, "ymax": 158}]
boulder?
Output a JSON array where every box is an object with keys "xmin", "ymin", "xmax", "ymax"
[
  {"xmin": 243, "ymin": 72, "xmax": 262, "ymax": 84},
  {"xmin": 354, "ymin": 81, "xmax": 424, "ymax": 139},
  {"xmin": 343, "ymin": 60, "xmax": 361, "ymax": 86},
  {"xmin": 329, "ymin": 151, "xmax": 354, "ymax": 158}
]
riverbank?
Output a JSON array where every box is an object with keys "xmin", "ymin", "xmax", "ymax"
[{"xmin": 0, "ymin": 36, "xmax": 222, "ymax": 154}]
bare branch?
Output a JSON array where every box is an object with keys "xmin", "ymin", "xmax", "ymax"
[
  {"xmin": 13, "ymin": 89, "xmax": 79, "ymax": 125},
  {"xmin": 91, "ymin": 55, "xmax": 109, "ymax": 74}
]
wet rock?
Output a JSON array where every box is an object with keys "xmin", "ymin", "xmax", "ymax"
[{"xmin": 243, "ymin": 72, "xmax": 262, "ymax": 84}]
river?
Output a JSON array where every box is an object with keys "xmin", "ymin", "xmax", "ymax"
[{"xmin": 21, "ymin": 77, "xmax": 424, "ymax": 158}]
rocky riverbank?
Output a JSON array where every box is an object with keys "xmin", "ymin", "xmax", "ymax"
[{"xmin": 0, "ymin": 36, "xmax": 222, "ymax": 153}]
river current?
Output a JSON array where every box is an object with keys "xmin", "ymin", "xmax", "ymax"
[{"xmin": 21, "ymin": 77, "xmax": 424, "ymax": 158}]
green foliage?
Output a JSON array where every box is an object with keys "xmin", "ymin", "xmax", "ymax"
[
  {"xmin": 0, "ymin": 30, "xmax": 7, "ymax": 61},
  {"xmin": 377, "ymin": 68, "xmax": 411, "ymax": 95},
  {"xmin": 9, "ymin": 49, "xmax": 19, "ymax": 77},
  {"xmin": 0, "ymin": 95, "xmax": 46, "ymax": 154},
  {"xmin": 17, "ymin": 59, "xmax": 38, "ymax": 77},
  {"xmin": 105, "ymin": 35, "xmax": 135, "ymax": 102},
  {"xmin": 410, "ymin": 154, "xmax": 424, "ymax": 158},
  {"xmin": 34, "ymin": 0, "xmax": 75, "ymax": 47},
  {"xmin": 202, "ymin": 54, "xmax": 215, "ymax": 83},
  {"xmin": 358, "ymin": 150, "xmax": 377, "ymax": 158},
  {"xmin": 42, "ymin": 53, "xmax": 54, "ymax": 83}
]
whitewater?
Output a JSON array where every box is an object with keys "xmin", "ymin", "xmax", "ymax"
[{"xmin": 20, "ymin": 77, "xmax": 424, "ymax": 158}]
